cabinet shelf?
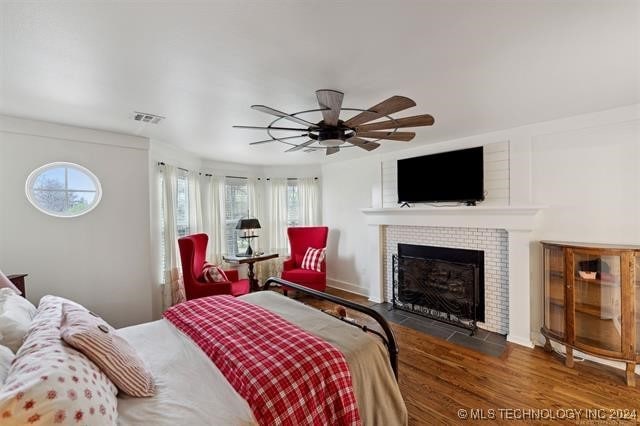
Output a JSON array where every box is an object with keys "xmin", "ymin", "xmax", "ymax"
[
  {"xmin": 574, "ymin": 277, "xmax": 620, "ymax": 287},
  {"xmin": 542, "ymin": 241, "xmax": 640, "ymax": 387},
  {"xmin": 549, "ymin": 297, "xmax": 616, "ymax": 319}
]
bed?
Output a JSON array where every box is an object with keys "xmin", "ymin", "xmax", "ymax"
[
  {"xmin": 118, "ymin": 279, "xmax": 407, "ymax": 425},
  {"xmin": 0, "ymin": 279, "xmax": 407, "ymax": 425}
]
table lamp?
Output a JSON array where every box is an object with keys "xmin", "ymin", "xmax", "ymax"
[{"xmin": 236, "ymin": 218, "xmax": 261, "ymax": 257}]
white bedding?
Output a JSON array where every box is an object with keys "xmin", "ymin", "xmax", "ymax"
[{"xmin": 117, "ymin": 319, "xmax": 256, "ymax": 426}]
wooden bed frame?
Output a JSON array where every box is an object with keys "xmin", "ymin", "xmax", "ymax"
[{"xmin": 264, "ymin": 277, "xmax": 399, "ymax": 379}]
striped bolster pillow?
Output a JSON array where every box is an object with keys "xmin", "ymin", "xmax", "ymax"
[
  {"xmin": 301, "ymin": 247, "xmax": 326, "ymax": 272},
  {"xmin": 60, "ymin": 303, "xmax": 155, "ymax": 397}
]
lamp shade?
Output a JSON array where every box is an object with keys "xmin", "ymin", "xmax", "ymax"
[
  {"xmin": 0, "ymin": 269, "xmax": 21, "ymax": 295},
  {"xmin": 236, "ymin": 218, "xmax": 261, "ymax": 230}
]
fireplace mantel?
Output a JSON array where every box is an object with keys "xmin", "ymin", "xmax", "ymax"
[
  {"xmin": 361, "ymin": 204, "xmax": 546, "ymax": 348},
  {"xmin": 361, "ymin": 205, "xmax": 545, "ymax": 231}
]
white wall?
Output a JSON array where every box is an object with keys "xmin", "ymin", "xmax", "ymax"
[
  {"xmin": 322, "ymin": 156, "xmax": 381, "ymax": 295},
  {"xmin": 531, "ymin": 120, "xmax": 639, "ymax": 243},
  {"xmin": 0, "ymin": 116, "xmax": 153, "ymax": 327},
  {"xmin": 321, "ymin": 104, "xmax": 640, "ymax": 331}
]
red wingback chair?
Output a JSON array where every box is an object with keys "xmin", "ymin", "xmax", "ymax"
[
  {"xmin": 178, "ymin": 233, "xmax": 250, "ymax": 300},
  {"xmin": 281, "ymin": 226, "xmax": 328, "ymax": 292}
]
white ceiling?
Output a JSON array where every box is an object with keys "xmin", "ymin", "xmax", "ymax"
[{"xmin": 1, "ymin": 0, "xmax": 638, "ymax": 165}]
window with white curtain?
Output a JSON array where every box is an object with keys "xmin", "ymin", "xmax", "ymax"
[
  {"xmin": 175, "ymin": 170, "xmax": 190, "ymax": 237},
  {"xmin": 287, "ymin": 180, "xmax": 300, "ymax": 227},
  {"xmin": 224, "ymin": 177, "xmax": 249, "ymax": 255},
  {"xmin": 158, "ymin": 167, "xmax": 191, "ymax": 280},
  {"xmin": 221, "ymin": 176, "xmax": 319, "ymax": 255},
  {"xmin": 158, "ymin": 163, "xmax": 195, "ymax": 307}
]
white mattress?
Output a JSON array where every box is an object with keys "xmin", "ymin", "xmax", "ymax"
[{"xmin": 117, "ymin": 319, "xmax": 256, "ymax": 426}]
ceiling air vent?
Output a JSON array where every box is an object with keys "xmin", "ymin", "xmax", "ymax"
[{"xmin": 132, "ymin": 111, "xmax": 165, "ymax": 124}]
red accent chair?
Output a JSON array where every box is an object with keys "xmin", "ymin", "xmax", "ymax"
[
  {"xmin": 178, "ymin": 233, "xmax": 250, "ymax": 300},
  {"xmin": 281, "ymin": 226, "xmax": 328, "ymax": 292}
]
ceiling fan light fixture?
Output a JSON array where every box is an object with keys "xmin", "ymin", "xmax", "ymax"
[
  {"xmin": 319, "ymin": 138, "xmax": 344, "ymax": 147},
  {"xmin": 317, "ymin": 127, "xmax": 346, "ymax": 147},
  {"xmin": 234, "ymin": 89, "xmax": 434, "ymax": 155}
]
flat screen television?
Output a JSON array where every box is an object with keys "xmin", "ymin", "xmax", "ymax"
[{"xmin": 397, "ymin": 146, "xmax": 484, "ymax": 204}]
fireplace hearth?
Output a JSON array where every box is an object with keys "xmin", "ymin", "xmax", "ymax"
[{"xmin": 393, "ymin": 243, "xmax": 484, "ymax": 333}]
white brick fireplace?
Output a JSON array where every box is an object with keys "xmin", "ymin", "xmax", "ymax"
[
  {"xmin": 361, "ymin": 206, "xmax": 544, "ymax": 348},
  {"xmin": 385, "ymin": 226, "xmax": 509, "ymax": 334}
]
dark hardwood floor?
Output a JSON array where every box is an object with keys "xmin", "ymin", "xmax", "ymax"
[{"xmin": 296, "ymin": 288, "xmax": 640, "ymax": 425}]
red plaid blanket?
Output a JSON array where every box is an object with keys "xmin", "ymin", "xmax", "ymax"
[{"xmin": 164, "ymin": 295, "xmax": 361, "ymax": 426}]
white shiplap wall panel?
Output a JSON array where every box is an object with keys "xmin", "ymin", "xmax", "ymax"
[{"xmin": 382, "ymin": 141, "xmax": 510, "ymax": 207}]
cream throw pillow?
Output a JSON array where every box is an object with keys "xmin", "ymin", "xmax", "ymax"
[
  {"xmin": 0, "ymin": 345, "xmax": 14, "ymax": 384},
  {"xmin": 0, "ymin": 288, "xmax": 37, "ymax": 352}
]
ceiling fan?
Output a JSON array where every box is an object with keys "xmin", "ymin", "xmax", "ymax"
[{"xmin": 233, "ymin": 90, "xmax": 434, "ymax": 156}]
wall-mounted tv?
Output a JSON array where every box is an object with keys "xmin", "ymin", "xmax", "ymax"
[{"xmin": 397, "ymin": 146, "xmax": 484, "ymax": 204}]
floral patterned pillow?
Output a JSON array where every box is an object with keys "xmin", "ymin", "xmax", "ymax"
[{"xmin": 0, "ymin": 296, "xmax": 118, "ymax": 425}]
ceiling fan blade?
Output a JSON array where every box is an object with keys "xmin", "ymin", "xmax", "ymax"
[
  {"xmin": 347, "ymin": 137, "xmax": 380, "ymax": 151},
  {"xmin": 249, "ymin": 135, "xmax": 308, "ymax": 145},
  {"xmin": 316, "ymin": 89, "xmax": 344, "ymax": 126},
  {"xmin": 355, "ymin": 114, "xmax": 435, "ymax": 132},
  {"xmin": 233, "ymin": 125, "xmax": 310, "ymax": 131},
  {"xmin": 344, "ymin": 96, "xmax": 416, "ymax": 128},
  {"xmin": 251, "ymin": 105, "xmax": 318, "ymax": 128},
  {"xmin": 326, "ymin": 146, "xmax": 340, "ymax": 156},
  {"xmin": 356, "ymin": 131, "xmax": 415, "ymax": 142},
  {"xmin": 285, "ymin": 140, "xmax": 315, "ymax": 153}
]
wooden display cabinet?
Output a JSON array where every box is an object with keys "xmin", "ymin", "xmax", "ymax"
[{"xmin": 541, "ymin": 241, "xmax": 640, "ymax": 386}]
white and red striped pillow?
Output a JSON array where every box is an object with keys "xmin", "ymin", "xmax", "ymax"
[
  {"xmin": 300, "ymin": 247, "xmax": 326, "ymax": 272},
  {"xmin": 60, "ymin": 303, "xmax": 155, "ymax": 397},
  {"xmin": 201, "ymin": 262, "xmax": 229, "ymax": 283}
]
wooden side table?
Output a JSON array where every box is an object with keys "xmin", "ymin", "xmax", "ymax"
[
  {"xmin": 223, "ymin": 253, "xmax": 279, "ymax": 292},
  {"xmin": 7, "ymin": 274, "xmax": 28, "ymax": 297}
]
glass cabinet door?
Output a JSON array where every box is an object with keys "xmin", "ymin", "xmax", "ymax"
[
  {"xmin": 573, "ymin": 251, "xmax": 622, "ymax": 353},
  {"xmin": 544, "ymin": 246, "xmax": 565, "ymax": 337}
]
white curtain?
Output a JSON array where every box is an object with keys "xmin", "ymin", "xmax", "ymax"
[
  {"xmin": 188, "ymin": 172, "xmax": 204, "ymax": 234},
  {"xmin": 298, "ymin": 177, "xmax": 321, "ymax": 226},
  {"xmin": 255, "ymin": 178, "xmax": 288, "ymax": 284},
  {"xmin": 266, "ymin": 178, "xmax": 289, "ymax": 252},
  {"xmin": 247, "ymin": 177, "xmax": 264, "ymax": 251},
  {"xmin": 159, "ymin": 163, "xmax": 186, "ymax": 308},
  {"xmin": 203, "ymin": 175, "xmax": 226, "ymax": 265}
]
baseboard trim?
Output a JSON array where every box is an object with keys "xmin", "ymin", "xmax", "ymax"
[
  {"xmin": 326, "ymin": 278, "xmax": 369, "ymax": 297},
  {"xmin": 534, "ymin": 331, "xmax": 640, "ymax": 374},
  {"xmin": 506, "ymin": 334, "xmax": 535, "ymax": 348}
]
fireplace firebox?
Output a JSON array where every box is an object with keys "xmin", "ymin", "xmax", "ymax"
[{"xmin": 393, "ymin": 244, "xmax": 484, "ymax": 333}]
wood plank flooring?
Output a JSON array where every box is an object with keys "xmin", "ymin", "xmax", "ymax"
[{"xmin": 297, "ymin": 288, "xmax": 640, "ymax": 425}]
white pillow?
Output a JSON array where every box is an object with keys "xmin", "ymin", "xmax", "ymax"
[
  {"xmin": 0, "ymin": 288, "xmax": 37, "ymax": 352},
  {"xmin": 0, "ymin": 345, "xmax": 14, "ymax": 384}
]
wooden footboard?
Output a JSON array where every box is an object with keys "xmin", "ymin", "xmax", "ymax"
[{"xmin": 264, "ymin": 277, "xmax": 399, "ymax": 380}]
